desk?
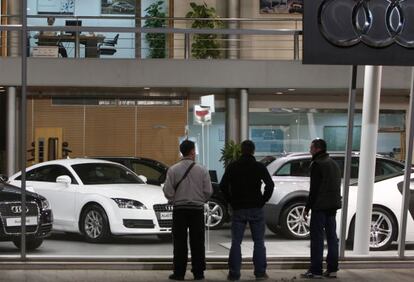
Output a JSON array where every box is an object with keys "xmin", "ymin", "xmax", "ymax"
[{"xmin": 36, "ymin": 33, "xmax": 106, "ymax": 58}]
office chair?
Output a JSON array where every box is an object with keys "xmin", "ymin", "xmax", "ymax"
[
  {"xmin": 98, "ymin": 34, "xmax": 119, "ymax": 56},
  {"xmin": 103, "ymin": 34, "xmax": 119, "ymax": 46}
]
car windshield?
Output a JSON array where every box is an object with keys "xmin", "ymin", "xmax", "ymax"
[{"xmin": 72, "ymin": 163, "xmax": 144, "ymax": 185}]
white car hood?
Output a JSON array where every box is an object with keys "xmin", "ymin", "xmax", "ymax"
[{"xmin": 85, "ymin": 183, "xmax": 168, "ymax": 207}]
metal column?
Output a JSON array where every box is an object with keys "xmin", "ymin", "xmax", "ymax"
[
  {"xmin": 226, "ymin": 90, "xmax": 240, "ymax": 143},
  {"xmin": 339, "ymin": 65, "xmax": 357, "ymax": 258},
  {"xmin": 353, "ymin": 66, "xmax": 383, "ymax": 255},
  {"xmin": 5, "ymin": 0, "xmax": 20, "ymax": 176},
  {"xmin": 397, "ymin": 68, "xmax": 414, "ymax": 258},
  {"xmin": 225, "ymin": 1, "xmax": 240, "ymax": 143},
  {"xmin": 228, "ymin": 0, "xmax": 240, "ymax": 59},
  {"xmin": 240, "ymin": 89, "xmax": 249, "ymax": 141},
  {"xmin": 19, "ymin": 0, "xmax": 29, "ymax": 260},
  {"xmin": 6, "ymin": 87, "xmax": 16, "ymax": 176}
]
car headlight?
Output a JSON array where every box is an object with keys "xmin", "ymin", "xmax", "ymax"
[
  {"xmin": 112, "ymin": 198, "xmax": 147, "ymax": 210},
  {"xmin": 41, "ymin": 199, "xmax": 50, "ymax": 210}
]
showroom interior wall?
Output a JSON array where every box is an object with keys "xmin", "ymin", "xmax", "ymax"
[
  {"xmin": 26, "ymin": 97, "xmax": 187, "ymax": 166},
  {"xmin": 187, "ymin": 92, "xmax": 408, "ymax": 179},
  {"xmin": 240, "ymin": 0, "xmax": 301, "ymax": 60}
]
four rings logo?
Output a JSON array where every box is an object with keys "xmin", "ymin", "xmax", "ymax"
[
  {"xmin": 10, "ymin": 205, "xmax": 29, "ymax": 214},
  {"xmin": 318, "ymin": 0, "xmax": 414, "ymax": 48}
]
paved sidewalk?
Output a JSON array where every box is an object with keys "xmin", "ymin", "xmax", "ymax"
[{"xmin": 0, "ymin": 269, "xmax": 413, "ymax": 282}]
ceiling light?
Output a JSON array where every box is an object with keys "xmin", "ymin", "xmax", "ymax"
[
  {"xmin": 275, "ymin": 92, "xmax": 283, "ymax": 95},
  {"xmin": 288, "ymin": 88, "xmax": 296, "ymax": 92},
  {"xmin": 144, "ymin": 87, "xmax": 151, "ymax": 90}
]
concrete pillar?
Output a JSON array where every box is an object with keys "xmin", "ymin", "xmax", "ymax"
[
  {"xmin": 227, "ymin": 0, "xmax": 240, "ymax": 59},
  {"xmin": 226, "ymin": 90, "xmax": 240, "ymax": 143},
  {"xmin": 5, "ymin": 0, "xmax": 21, "ymax": 176},
  {"xmin": 7, "ymin": 0, "xmax": 20, "ymax": 56},
  {"xmin": 240, "ymin": 89, "xmax": 249, "ymax": 141},
  {"xmin": 353, "ymin": 66, "xmax": 383, "ymax": 255},
  {"xmin": 6, "ymin": 87, "xmax": 16, "ymax": 176}
]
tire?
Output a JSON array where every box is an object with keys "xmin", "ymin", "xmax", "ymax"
[
  {"xmin": 205, "ymin": 199, "xmax": 228, "ymax": 230},
  {"xmin": 13, "ymin": 238, "xmax": 43, "ymax": 250},
  {"xmin": 266, "ymin": 220, "xmax": 280, "ymax": 235},
  {"xmin": 348, "ymin": 206, "xmax": 397, "ymax": 251},
  {"xmin": 280, "ymin": 201, "xmax": 310, "ymax": 240},
  {"xmin": 80, "ymin": 204, "xmax": 111, "ymax": 243}
]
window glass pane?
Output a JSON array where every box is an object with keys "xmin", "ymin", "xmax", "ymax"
[
  {"xmin": 131, "ymin": 162, "xmax": 163, "ymax": 181},
  {"xmin": 290, "ymin": 160, "xmax": 311, "ymax": 176},
  {"xmin": 275, "ymin": 163, "xmax": 290, "ymax": 176},
  {"xmin": 22, "ymin": 165, "xmax": 76, "ymax": 183},
  {"xmin": 72, "ymin": 163, "xmax": 143, "ymax": 185}
]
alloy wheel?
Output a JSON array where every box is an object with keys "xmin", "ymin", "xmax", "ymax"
[
  {"xmin": 286, "ymin": 205, "xmax": 310, "ymax": 238},
  {"xmin": 205, "ymin": 201, "xmax": 224, "ymax": 228},
  {"xmin": 370, "ymin": 210, "xmax": 393, "ymax": 249},
  {"xmin": 84, "ymin": 210, "xmax": 103, "ymax": 239}
]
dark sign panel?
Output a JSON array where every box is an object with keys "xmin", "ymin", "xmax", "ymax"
[{"xmin": 303, "ymin": 0, "xmax": 414, "ymax": 66}]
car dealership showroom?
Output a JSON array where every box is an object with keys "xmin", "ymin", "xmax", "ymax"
[{"xmin": 1, "ymin": 0, "xmax": 414, "ymax": 281}]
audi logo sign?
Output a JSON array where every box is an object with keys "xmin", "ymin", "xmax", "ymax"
[
  {"xmin": 303, "ymin": 0, "xmax": 414, "ymax": 65},
  {"xmin": 11, "ymin": 205, "xmax": 29, "ymax": 214}
]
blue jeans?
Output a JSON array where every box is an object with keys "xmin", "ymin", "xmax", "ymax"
[
  {"xmin": 310, "ymin": 210, "xmax": 339, "ymax": 275},
  {"xmin": 229, "ymin": 208, "xmax": 267, "ymax": 278}
]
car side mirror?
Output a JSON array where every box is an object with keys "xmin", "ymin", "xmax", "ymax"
[
  {"xmin": 138, "ymin": 175, "xmax": 148, "ymax": 183},
  {"xmin": 0, "ymin": 174, "xmax": 8, "ymax": 182},
  {"xmin": 56, "ymin": 175, "xmax": 72, "ymax": 185}
]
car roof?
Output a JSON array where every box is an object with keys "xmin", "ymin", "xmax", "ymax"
[
  {"xmin": 29, "ymin": 158, "xmax": 115, "ymax": 167},
  {"xmin": 267, "ymin": 151, "xmax": 396, "ymax": 160},
  {"xmin": 93, "ymin": 156, "xmax": 169, "ymax": 167}
]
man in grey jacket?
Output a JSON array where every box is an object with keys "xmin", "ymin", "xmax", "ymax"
[{"xmin": 163, "ymin": 140, "xmax": 213, "ymax": 281}]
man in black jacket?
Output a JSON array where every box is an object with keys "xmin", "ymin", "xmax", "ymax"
[
  {"xmin": 302, "ymin": 139, "xmax": 342, "ymax": 279},
  {"xmin": 220, "ymin": 140, "xmax": 274, "ymax": 281}
]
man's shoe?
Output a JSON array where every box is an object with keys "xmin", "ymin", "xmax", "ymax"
[
  {"xmin": 300, "ymin": 270, "xmax": 323, "ymax": 279},
  {"xmin": 227, "ymin": 274, "xmax": 240, "ymax": 281},
  {"xmin": 168, "ymin": 273, "xmax": 185, "ymax": 281},
  {"xmin": 323, "ymin": 270, "xmax": 337, "ymax": 278},
  {"xmin": 194, "ymin": 274, "xmax": 205, "ymax": 280},
  {"xmin": 255, "ymin": 272, "xmax": 269, "ymax": 280}
]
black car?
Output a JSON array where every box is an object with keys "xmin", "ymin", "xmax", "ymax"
[
  {"xmin": 0, "ymin": 175, "xmax": 53, "ymax": 250},
  {"xmin": 94, "ymin": 157, "xmax": 229, "ymax": 229}
]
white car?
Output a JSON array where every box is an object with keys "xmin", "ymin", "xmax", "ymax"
[
  {"xmin": 8, "ymin": 159, "xmax": 172, "ymax": 243},
  {"xmin": 262, "ymin": 152, "xmax": 414, "ymax": 250}
]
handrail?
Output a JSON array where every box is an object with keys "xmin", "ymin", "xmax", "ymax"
[
  {"xmin": 1, "ymin": 14, "xmax": 302, "ymax": 22},
  {"xmin": 0, "ymin": 25, "xmax": 302, "ymax": 36}
]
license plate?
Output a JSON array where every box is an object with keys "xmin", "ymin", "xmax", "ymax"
[
  {"xmin": 6, "ymin": 216, "xmax": 38, "ymax": 227},
  {"xmin": 160, "ymin": 212, "xmax": 172, "ymax": 220}
]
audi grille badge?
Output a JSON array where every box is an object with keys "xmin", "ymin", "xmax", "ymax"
[
  {"xmin": 318, "ymin": 0, "xmax": 414, "ymax": 48},
  {"xmin": 10, "ymin": 205, "xmax": 29, "ymax": 214}
]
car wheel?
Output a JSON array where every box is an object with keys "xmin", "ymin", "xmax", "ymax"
[
  {"xmin": 348, "ymin": 207, "xmax": 396, "ymax": 251},
  {"xmin": 13, "ymin": 238, "xmax": 43, "ymax": 250},
  {"xmin": 205, "ymin": 200, "xmax": 227, "ymax": 230},
  {"xmin": 80, "ymin": 204, "xmax": 111, "ymax": 243},
  {"xmin": 280, "ymin": 201, "xmax": 310, "ymax": 239},
  {"xmin": 370, "ymin": 208, "xmax": 397, "ymax": 250}
]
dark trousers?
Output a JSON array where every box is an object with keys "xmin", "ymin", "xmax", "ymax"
[
  {"xmin": 310, "ymin": 210, "xmax": 339, "ymax": 275},
  {"xmin": 172, "ymin": 208, "xmax": 205, "ymax": 277},
  {"xmin": 229, "ymin": 208, "xmax": 267, "ymax": 278}
]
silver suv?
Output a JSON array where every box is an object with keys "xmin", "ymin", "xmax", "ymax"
[{"xmin": 262, "ymin": 152, "xmax": 405, "ymax": 241}]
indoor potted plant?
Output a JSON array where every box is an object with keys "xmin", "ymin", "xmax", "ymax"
[
  {"xmin": 186, "ymin": 2, "xmax": 223, "ymax": 59},
  {"xmin": 219, "ymin": 140, "xmax": 242, "ymax": 168},
  {"xmin": 144, "ymin": 0, "xmax": 167, "ymax": 58}
]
